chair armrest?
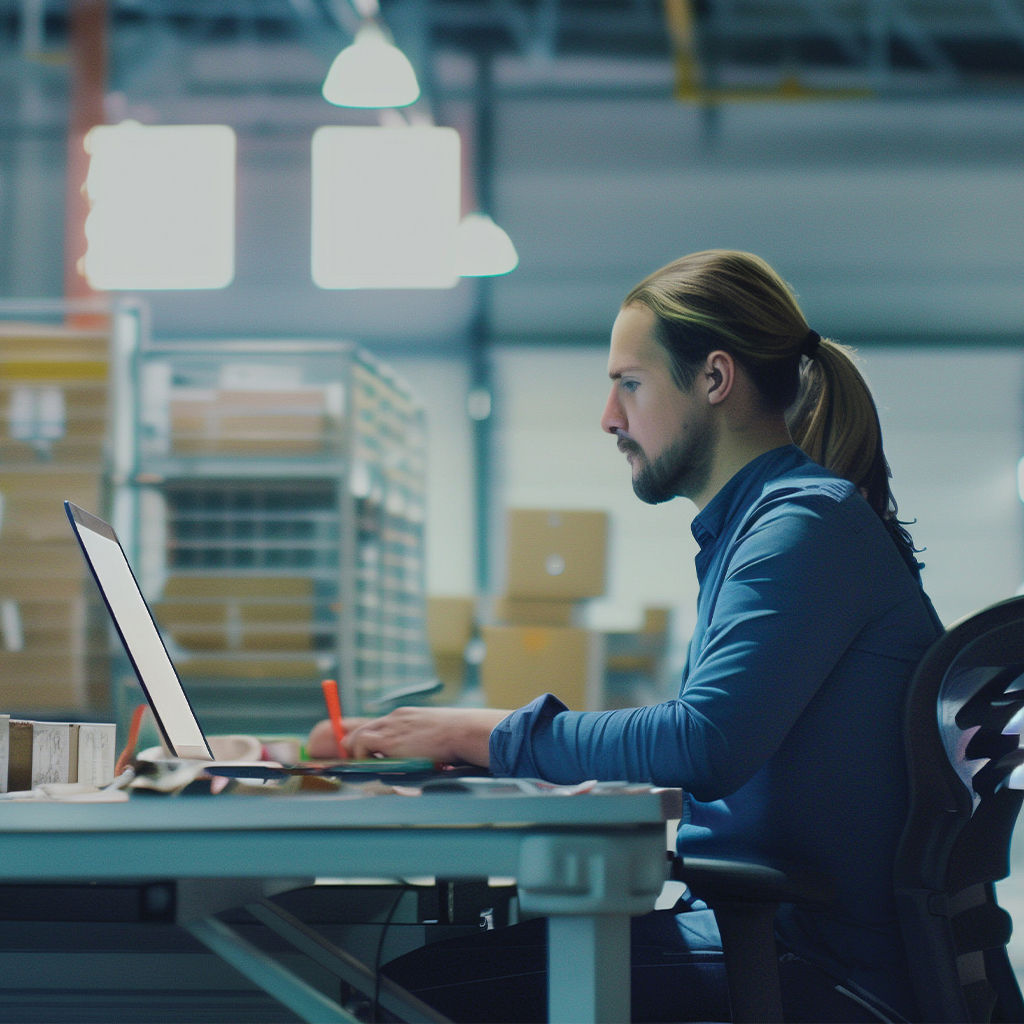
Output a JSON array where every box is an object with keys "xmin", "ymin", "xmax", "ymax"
[
  {"xmin": 668, "ymin": 857, "xmax": 835, "ymax": 1023},
  {"xmin": 672, "ymin": 855, "xmax": 836, "ymax": 906}
]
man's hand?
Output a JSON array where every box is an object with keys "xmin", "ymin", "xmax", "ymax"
[
  {"xmin": 307, "ymin": 707, "xmax": 510, "ymax": 767},
  {"xmin": 306, "ymin": 716, "xmax": 371, "ymax": 758}
]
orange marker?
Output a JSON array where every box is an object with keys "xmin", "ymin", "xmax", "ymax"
[{"xmin": 321, "ymin": 678, "xmax": 347, "ymax": 757}]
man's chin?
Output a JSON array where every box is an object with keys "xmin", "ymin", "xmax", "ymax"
[{"xmin": 632, "ymin": 477, "xmax": 676, "ymax": 505}]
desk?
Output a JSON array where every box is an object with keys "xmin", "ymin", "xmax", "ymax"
[{"xmin": 0, "ymin": 787, "xmax": 679, "ymax": 1023}]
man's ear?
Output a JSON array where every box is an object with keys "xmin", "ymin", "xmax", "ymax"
[{"xmin": 704, "ymin": 351, "xmax": 735, "ymax": 405}]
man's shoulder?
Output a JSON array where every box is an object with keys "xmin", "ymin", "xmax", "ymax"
[
  {"xmin": 743, "ymin": 469, "xmax": 879, "ymax": 542},
  {"xmin": 758, "ymin": 465, "xmax": 859, "ymax": 511}
]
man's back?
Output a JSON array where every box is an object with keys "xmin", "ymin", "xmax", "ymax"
[{"xmin": 679, "ymin": 444, "xmax": 942, "ymax": 1015}]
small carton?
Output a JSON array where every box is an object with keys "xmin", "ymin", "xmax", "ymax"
[
  {"xmin": 493, "ymin": 596, "xmax": 581, "ymax": 628},
  {"xmin": 480, "ymin": 625, "xmax": 605, "ymax": 712},
  {"xmin": 505, "ymin": 509, "xmax": 608, "ymax": 601},
  {"xmin": 8, "ymin": 720, "xmax": 72, "ymax": 792},
  {"xmin": 426, "ymin": 596, "xmax": 476, "ymax": 656},
  {"xmin": 70, "ymin": 722, "xmax": 117, "ymax": 787}
]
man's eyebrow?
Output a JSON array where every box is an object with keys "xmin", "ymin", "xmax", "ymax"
[{"xmin": 608, "ymin": 365, "xmax": 642, "ymax": 380}]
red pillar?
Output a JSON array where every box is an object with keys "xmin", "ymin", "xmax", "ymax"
[{"xmin": 64, "ymin": 0, "xmax": 108, "ymax": 329}]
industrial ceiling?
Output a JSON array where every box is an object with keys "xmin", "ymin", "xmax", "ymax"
[{"xmin": 1, "ymin": 2, "xmax": 1023, "ymax": 346}]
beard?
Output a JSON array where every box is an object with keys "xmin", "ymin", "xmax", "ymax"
[{"xmin": 619, "ymin": 425, "xmax": 715, "ymax": 505}]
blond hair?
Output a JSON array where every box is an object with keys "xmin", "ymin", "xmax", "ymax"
[
  {"xmin": 625, "ymin": 250, "xmax": 918, "ymax": 564},
  {"xmin": 625, "ymin": 250, "xmax": 811, "ymax": 410}
]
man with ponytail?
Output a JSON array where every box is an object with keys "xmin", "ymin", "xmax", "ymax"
[{"xmin": 311, "ymin": 251, "xmax": 942, "ymax": 1022}]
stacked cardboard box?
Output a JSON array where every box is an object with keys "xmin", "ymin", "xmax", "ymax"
[
  {"xmin": 168, "ymin": 388, "xmax": 335, "ymax": 457},
  {"xmin": 0, "ymin": 324, "xmax": 111, "ymax": 710},
  {"xmin": 426, "ymin": 596, "xmax": 475, "ymax": 701},
  {"xmin": 604, "ymin": 606, "xmax": 673, "ymax": 709},
  {"xmin": 154, "ymin": 576, "xmax": 317, "ymax": 653},
  {"xmin": 482, "ymin": 509, "xmax": 608, "ymax": 711}
]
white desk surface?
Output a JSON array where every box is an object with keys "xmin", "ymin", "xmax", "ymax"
[
  {"xmin": 0, "ymin": 786, "xmax": 681, "ymax": 832},
  {"xmin": 0, "ymin": 786, "xmax": 681, "ymax": 1023}
]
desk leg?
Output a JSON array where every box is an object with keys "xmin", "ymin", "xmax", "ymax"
[
  {"xmin": 517, "ymin": 830, "xmax": 668, "ymax": 1024},
  {"xmin": 186, "ymin": 914, "xmax": 358, "ymax": 1024},
  {"xmin": 548, "ymin": 914, "xmax": 630, "ymax": 1024}
]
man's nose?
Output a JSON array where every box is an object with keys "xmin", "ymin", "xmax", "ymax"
[{"xmin": 601, "ymin": 386, "xmax": 624, "ymax": 435}]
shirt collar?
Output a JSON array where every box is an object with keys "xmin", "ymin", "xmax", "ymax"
[{"xmin": 691, "ymin": 444, "xmax": 809, "ymax": 549}]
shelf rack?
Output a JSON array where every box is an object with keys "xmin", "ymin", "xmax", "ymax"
[{"xmin": 109, "ymin": 305, "xmax": 433, "ymax": 735}]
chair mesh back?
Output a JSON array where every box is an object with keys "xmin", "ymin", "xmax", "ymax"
[{"xmin": 896, "ymin": 596, "xmax": 1024, "ymax": 1023}]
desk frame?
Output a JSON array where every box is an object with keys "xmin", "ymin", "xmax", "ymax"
[{"xmin": 0, "ymin": 789, "xmax": 678, "ymax": 1023}]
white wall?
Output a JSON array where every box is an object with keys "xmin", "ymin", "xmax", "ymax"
[
  {"xmin": 865, "ymin": 347, "xmax": 1024, "ymax": 622},
  {"xmin": 396, "ymin": 343, "xmax": 1024, "ymax": 687},
  {"xmin": 388, "ymin": 355, "xmax": 476, "ymax": 597}
]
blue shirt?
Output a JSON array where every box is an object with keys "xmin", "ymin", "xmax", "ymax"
[{"xmin": 490, "ymin": 445, "xmax": 942, "ymax": 1014}]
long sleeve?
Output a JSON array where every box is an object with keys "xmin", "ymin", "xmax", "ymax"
[{"xmin": 490, "ymin": 488, "xmax": 931, "ymax": 799}]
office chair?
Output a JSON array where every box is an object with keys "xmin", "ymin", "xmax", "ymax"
[
  {"xmin": 674, "ymin": 594, "xmax": 1024, "ymax": 1024},
  {"xmin": 895, "ymin": 593, "xmax": 1024, "ymax": 1023}
]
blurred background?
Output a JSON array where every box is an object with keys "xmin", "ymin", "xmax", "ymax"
[{"xmin": 0, "ymin": 5, "xmax": 1022, "ymax": 750}]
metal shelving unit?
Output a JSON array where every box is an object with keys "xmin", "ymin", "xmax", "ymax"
[
  {"xmin": 0, "ymin": 302, "xmax": 114, "ymax": 715},
  {"xmin": 108, "ymin": 304, "xmax": 432, "ymax": 735}
]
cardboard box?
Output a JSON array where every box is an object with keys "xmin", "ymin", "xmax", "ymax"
[
  {"xmin": 0, "ymin": 541, "xmax": 87, "ymax": 582},
  {"xmin": 0, "ymin": 653, "xmax": 87, "ymax": 708},
  {"xmin": 0, "ymin": 329, "xmax": 109, "ymax": 368},
  {"xmin": 480, "ymin": 625, "xmax": 605, "ymax": 711},
  {"xmin": 505, "ymin": 509, "xmax": 608, "ymax": 601},
  {"xmin": 0, "ymin": 577, "xmax": 87, "ymax": 603},
  {"xmin": 156, "ymin": 576, "xmax": 317, "ymax": 652},
  {"xmin": 0, "ymin": 472, "xmax": 100, "ymax": 543},
  {"xmin": 177, "ymin": 656, "xmax": 323, "ymax": 680},
  {"xmin": 431, "ymin": 651, "xmax": 467, "ymax": 702},
  {"xmin": 426, "ymin": 596, "xmax": 476, "ymax": 656},
  {"xmin": 239, "ymin": 602, "xmax": 316, "ymax": 651},
  {"xmin": 6, "ymin": 719, "xmax": 115, "ymax": 791},
  {"xmin": 605, "ymin": 607, "xmax": 672, "ymax": 677},
  {"xmin": 69, "ymin": 722, "xmax": 117, "ymax": 786},
  {"xmin": 0, "ymin": 382, "xmax": 107, "ymax": 465},
  {"xmin": 8, "ymin": 719, "xmax": 72, "ymax": 791},
  {"xmin": 170, "ymin": 390, "xmax": 329, "ymax": 457},
  {"xmin": 493, "ymin": 596, "xmax": 581, "ymax": 628},
  {"xmin": 161, "ymin": 576, "xmax": 314, "ymax": 600}
]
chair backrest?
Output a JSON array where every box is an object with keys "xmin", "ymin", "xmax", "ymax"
[{"xmin": 895, "ymin": 595, "xmax": 1024, "ymax": 1023}]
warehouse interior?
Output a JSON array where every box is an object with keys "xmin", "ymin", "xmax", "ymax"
[{"xmin": 1, "ymin": 0, "xmax": 1024, "ymax": 1018}]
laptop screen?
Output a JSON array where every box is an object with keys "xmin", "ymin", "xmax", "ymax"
[{"xmin": 65, "ymin": 501, "xmax": 213, "ymax": 760}]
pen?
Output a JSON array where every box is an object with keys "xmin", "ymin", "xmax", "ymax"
[{"xmin": 321, "ymin": 678, "xmax": 347, "ymax": 756}]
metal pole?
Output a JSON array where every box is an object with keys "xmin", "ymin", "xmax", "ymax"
[{"xmin": 469, "ymin": 49, "xmax": 496, "ymax": 596}]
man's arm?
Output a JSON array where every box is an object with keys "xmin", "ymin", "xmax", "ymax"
[{"xmin": 493, "ymin": 495, "xmax": 900, "ymax": 795}]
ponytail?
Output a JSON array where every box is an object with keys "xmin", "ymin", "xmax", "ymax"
[{"xmin": 788, "ymin": 341, "xmax": 921, "ymax": 572}]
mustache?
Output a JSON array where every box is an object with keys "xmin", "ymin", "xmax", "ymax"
[{"xmin": 616, "ymin": 432, "xmax": 642, "ymax": 457}]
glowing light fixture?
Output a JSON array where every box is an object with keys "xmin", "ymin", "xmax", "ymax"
[
  {"xmin": 311, "ymin": 125, "xmax": 460, "ymax": 289},
  {"xmin": 82, "ymin": 122, "xmax": 235, "ymax": 290},
  {"xmin": 322, "ymin": 22, "xmax": 420, "ymax": 108},
  {"xmin": 455, "ymin": 212, "xmax": 519, "ymax": 276}
]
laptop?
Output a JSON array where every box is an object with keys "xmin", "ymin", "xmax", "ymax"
[{"xmin": 65, "ymin": 501, "xmax": 444, "ymax": 781}]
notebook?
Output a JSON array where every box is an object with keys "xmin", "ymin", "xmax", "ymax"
[{"xmin": 65, "ymin": 501, "xmax": 442, "ymax": 781}]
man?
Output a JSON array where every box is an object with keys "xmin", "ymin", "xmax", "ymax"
[{"xmin": 310, "ymin": 251, "xmax": 942, "ymax": 1022}]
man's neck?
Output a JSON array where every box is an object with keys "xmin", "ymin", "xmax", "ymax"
[{"xmin": 691, "ymin": 419, "xmax": 794, "ymax": 512}]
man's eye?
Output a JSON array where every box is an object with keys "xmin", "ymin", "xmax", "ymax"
[{"xmin": 621, "ymin": 380, "xmax": 640, "ymax": 393}]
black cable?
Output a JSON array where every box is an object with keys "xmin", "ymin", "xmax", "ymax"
[{"xmin": 372, "ymin": 884, "xmax": 410, "ymax": 1024}]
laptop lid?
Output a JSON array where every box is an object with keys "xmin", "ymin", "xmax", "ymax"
[{"xmin": 65, "ymin": 501, "xmax": 214, "ymax": 761}]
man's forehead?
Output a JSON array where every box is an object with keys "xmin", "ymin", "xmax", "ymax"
[{"xmin": 608, "ymin": 305, "xmax": 666, "ymax": 376}]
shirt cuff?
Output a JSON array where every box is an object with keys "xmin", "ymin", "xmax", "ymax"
[{"xmin": 488, "ymin": 692, "xmax": 568, "ymax": 777}]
